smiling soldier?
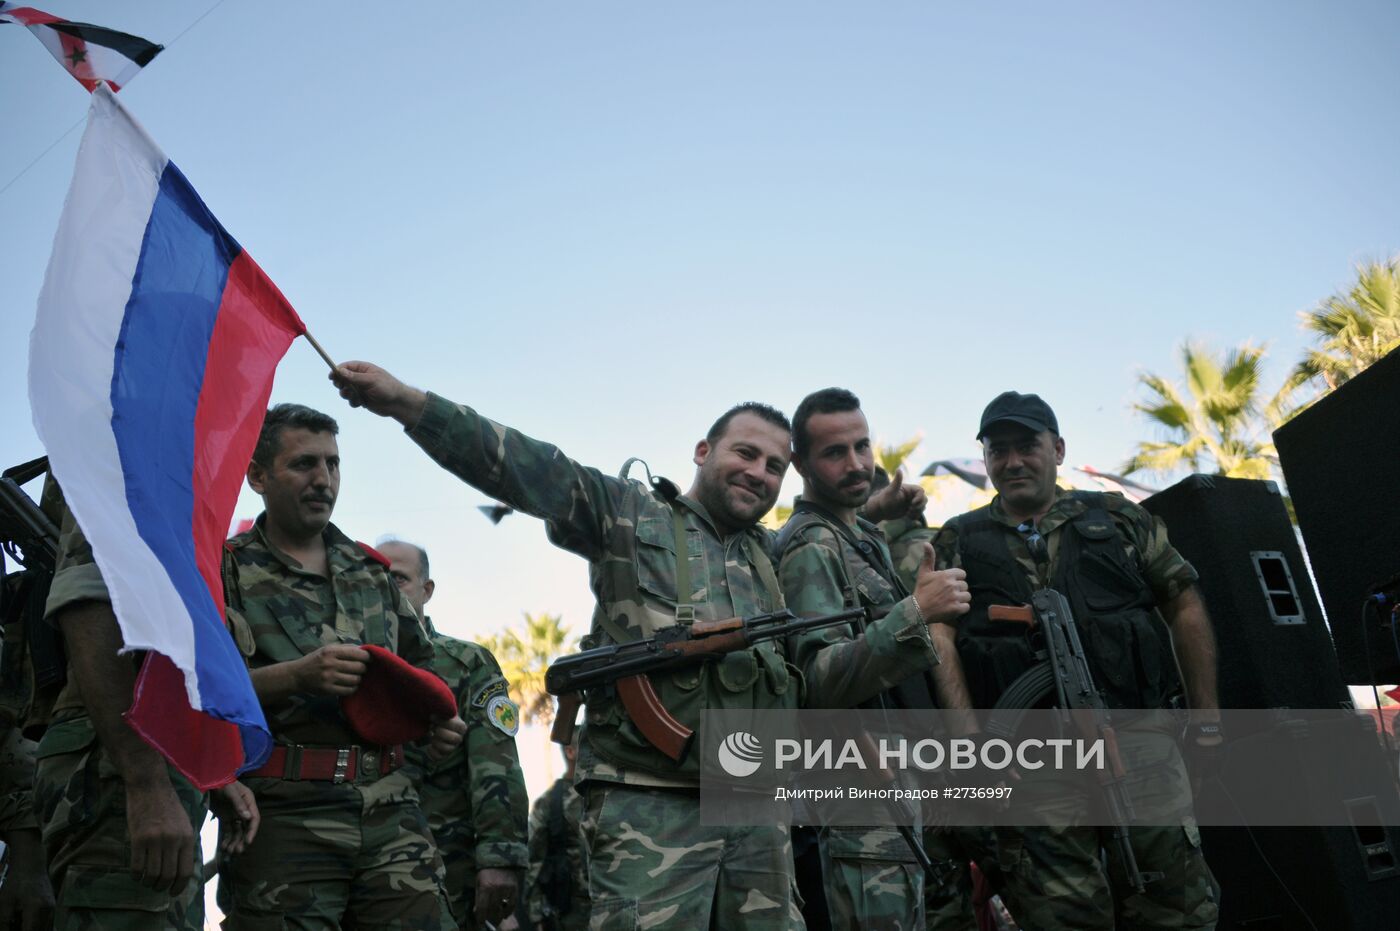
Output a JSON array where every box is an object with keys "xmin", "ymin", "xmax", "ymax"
[{"xmin": 328, "ymin": 362, "xmax": 949, "ymax": 930}]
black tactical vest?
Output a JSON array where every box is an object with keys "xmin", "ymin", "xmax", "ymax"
[
  {"xmin": 953, "ymin": 492, "xmax": 1180, "ymax": 711},
  {"xmin": 776, "ymin": 500, "xmax": 936, "ymax": 710}
]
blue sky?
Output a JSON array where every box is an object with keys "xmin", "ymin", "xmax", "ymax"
[{"xmin": 4, "ymin": 1, "xmax": 1398, "ymax": 648}]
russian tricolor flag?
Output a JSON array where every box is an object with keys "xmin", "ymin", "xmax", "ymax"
[{"xmin": 29, "ymin": 85, "xmax": 300, "ymax": 789}]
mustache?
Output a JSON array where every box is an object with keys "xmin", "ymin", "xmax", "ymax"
[
  {"xmin": 302, "ymin": 493, "xmax": 335, "ymax": 504},
  {"xmin": 839, "ymin": 470, "xmax": 872, "ymax": 488}
]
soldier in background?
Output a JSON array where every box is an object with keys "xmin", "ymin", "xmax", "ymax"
[
  {"xmin": 379, "ymin": 539, "xmax": 530, "ymax": 930},
  {"xmin": 0, "ymin": 497, "xmax": 55, "ymax": 929},
  {"xmin": 0, "ymin": 727, "xmax": 53, "ymax": 929},
  {"xmin": 522, "ymin": 743, "xmax": 589, "ymax": 931},
  {"xmin": 330, "ymin": 362, "xmax": 945, "ymax": 929},
  {"xmin": 219, "ymin": 404, "xmax": 466, "ymax": 930}
]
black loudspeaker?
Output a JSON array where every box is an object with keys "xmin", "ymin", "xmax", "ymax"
[
  {"xmin": 1193, "ymin": 714, "xmax": 1400, "ymax": 930},
  {"xmin": 1199, "ymin": 820, "xmax": 1400, "ymax": 930},
  {"xmin": 1143, "ymin": 474, "xmax": 1400, "ymax": 929},
  {"xmin": 1141, "ymin": 474, "xmax": 1349, "ymax": 710},
  {"xmin": 1274, "ymin": 347, "xmax": 1400, "ymax": 684}
]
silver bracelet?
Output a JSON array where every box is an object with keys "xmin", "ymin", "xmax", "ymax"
[{"xmin": 911, "ymin": 591, "xmax": 925, "ymax": 621}]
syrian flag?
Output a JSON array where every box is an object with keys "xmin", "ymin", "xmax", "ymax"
[
  {"xmin": 0, "ymin": 2, "xmax": 162, "ymax": 92},
  {"xmin": 29, "ymin": 86, "xmax": 303, "ymax": 789}
]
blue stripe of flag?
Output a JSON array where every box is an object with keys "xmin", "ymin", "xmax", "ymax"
[{"xmin": 110, "ymin": 162, "xmax": 264, "ymax": 736}]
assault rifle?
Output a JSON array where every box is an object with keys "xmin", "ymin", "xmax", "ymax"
[
  {"xmin": 1, "ymin": 458, "xmax": 58, "ymax": 576},
  {"xmin": 984, "ymin": 589, "xmax": 1156, "ymax": 893},
  {"xmin": 1, "ymin": 457, "xmax": 68, "ymax": 698},
  {"xmin": 546, "ymin": 607, "xmax": 867, "ymax": 762}
]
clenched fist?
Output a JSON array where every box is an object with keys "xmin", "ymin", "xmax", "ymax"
[{"xmin": 296, "ymin": 643, "xmax": 370, "ymax": 696}]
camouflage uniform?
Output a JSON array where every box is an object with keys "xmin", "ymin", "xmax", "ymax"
[
  {"xmin": 778, "ymin": 499, "xmax": 942, "ymax": 930},
  {"xmin": 0, "ymin": 563, "xmax": 38, "ymax": 837},
  {"xmin": 405, "ymin": 623, "xmax": 529, "ymax": 926},
  {"xmin": 525, "ymin": 776, "xmax": 590, "ymax": 931},
  {"xmin": 934, "ymin": 488, "xmax": 1218, "ymax": 931},
  {"xmin": 878, "ymin": 517, "xmax": 984, "ymax": 931},
  {"xmin": 404, "ymin": 393, "xmax": 927, "ymax": 930},
  {"xmin": 219, "ymin": 516, "xmax": 453, "ymax": 931},
  {"xmin": 0, "ymin": 728, "xmax": 37, "ymax": 834},
  {"xmin": 35, "ymin": 487, "xmax": 208, "ymax": 930}
]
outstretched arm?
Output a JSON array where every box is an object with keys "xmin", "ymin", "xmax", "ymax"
[{"xmin": 331, "ymin": 361, "xmax": 623, "ymax": 560}]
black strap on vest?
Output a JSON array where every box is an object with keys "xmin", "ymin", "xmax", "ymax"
[
  {"xmin": 956, "ymin": 491, "xmax": 1174, "ymax": 710},
  {"xmin": 777, "ymin": 500, "xmax": 935, "ymax": 709}
]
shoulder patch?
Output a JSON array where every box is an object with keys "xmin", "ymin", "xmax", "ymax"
[
  {"xmin": 486, "ymin": 694, "xmax": 520, "ymax": 736},
  {"xmin": 471, "ymin": 678, "xmax": 509, "ymax": 709},
  {"xmin": 357, "ymin": 542, "xmax": 391, "ymax": 567}
]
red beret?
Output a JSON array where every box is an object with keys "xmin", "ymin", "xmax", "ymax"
[{"xmin": 341, "ymin": 644, "xmax": 457, "ymax": 745}]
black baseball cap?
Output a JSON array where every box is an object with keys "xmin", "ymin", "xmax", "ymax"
[{"xmin": 976, "ymin": 391, "xmax": 1059, "ymax": 440}]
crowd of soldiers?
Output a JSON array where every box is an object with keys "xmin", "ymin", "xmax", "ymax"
[{"xmin": 0, "ymin": 363, "xmax": 1225, "ymax": 931}]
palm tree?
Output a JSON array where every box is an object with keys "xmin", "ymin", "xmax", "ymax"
[
  {"xmin": 1122, "ymin": 341, "xmax": 1290, "ymax": 481},
  {"xmin": 759, "ymin": 503, "xmax": 793, "ymax": 531},
  {"xmin": 480, "ymin": 612, "xmax": 573, "ymax": 726},
  {"xmin": 873, "ymin": 434, "xmax": 923, "ymax": 478},
  {"xmin": 1292, "ymin": 257, "xmax": 1400, "ymax": 392}
]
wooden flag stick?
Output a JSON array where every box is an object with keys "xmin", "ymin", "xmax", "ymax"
[{"xmin": 302, "ymin": 330, "xmax": 341, "ymax": 374}]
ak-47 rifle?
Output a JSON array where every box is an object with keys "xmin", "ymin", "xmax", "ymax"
[
  {"xmin": 1, "ymin": 457, "xmax": 67, "ymax": 698},
  {"xmin": 984, "ymin": 589, "xmax": 1157, "ymax": 893},
  {"xmin": 1, "ymin": 458, "xmax": 58, "ymax": 576},
  {"xmin": 546, "ymin": 607, "xmax": 868, "ymax": 763}
]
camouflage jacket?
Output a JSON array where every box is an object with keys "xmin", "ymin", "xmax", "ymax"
[
  {"xmin": 525, "ymin": 776, "xmax": 589, "ymax": 931},
  {"xmin": 404, "ymin": 624, "xmax": 528, "ymax": 896},
  {"xmin": 407, "ymin": 392, "xmax": 792, "ymax": 786},
  {"xmin": 777, "ymin": 499, "xmax": 938, "ymax": 710},
  {"xmin": 223, "ymin": 515, "xmax": 435, "ymax": 748},
  {"xmin": 777, "ymin": 501, "xmax": 935, "ymax": 863},
  {"xmin": 0, "ymin": 727, "xmax": 37, "ymax": 831},
  {"xmin": 933, "ymin": 489, "xmax": 1195, "ymax": 600}
]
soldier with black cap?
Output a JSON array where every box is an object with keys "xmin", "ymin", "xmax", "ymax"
[{"xmin": 932, "ymin": 391, "xmax": 1221, "ymax": 930}]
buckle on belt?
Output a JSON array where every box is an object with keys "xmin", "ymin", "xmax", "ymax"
[
  {"xmin": 283, "ymin": 744, "xmax": 302, "ymax": 779},
  {"xmin": 333, "ymin": 748, "xmax": 351, "ymax": 784}
]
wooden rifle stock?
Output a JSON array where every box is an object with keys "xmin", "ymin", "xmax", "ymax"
[{"xmin": 988, "ymin": 603, "xmax": 1036, "ymax": 625}]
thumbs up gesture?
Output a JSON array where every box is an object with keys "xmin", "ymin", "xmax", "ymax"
[
  {"xmin": 912, "ymin": 543, "xmax": 970, "ymax": 627},
  {"xmin": 863, "ymin": 469, "xmax": 928, "ymax": 522}
]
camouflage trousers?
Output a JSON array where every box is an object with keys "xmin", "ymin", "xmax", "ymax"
[
  {"xmin": 220, "ymin": 771, "xmax": 454, "ymax": 930},
  {"xmin": 817, "ymin": 825, "xmax": 922, "ymax": 930},
  {"xmin": 580, "ymin": 783, "xmax": 805, "ymax": 930},
  {"xmin": 922, "ymin": 827, "xmax": 997, "ymax": 931},
  {"xmin": 34, "ymin": 716, "xmax": 208, "ymax": 931},
  {"xmin": 987, "ymin": 725, "xmax": 1218, "ymax": 930}
]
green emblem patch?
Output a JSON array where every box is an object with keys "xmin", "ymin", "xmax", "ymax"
[{"xmin": 486, "ymin": 694, "xmax": 519, "ymax": 736}]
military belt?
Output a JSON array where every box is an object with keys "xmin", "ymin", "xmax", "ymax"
[{"xmin": 248, "ymin": 742, "xmax": 404, "ymax": 783}]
